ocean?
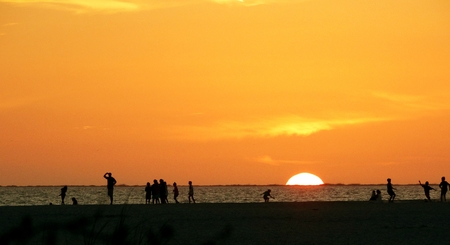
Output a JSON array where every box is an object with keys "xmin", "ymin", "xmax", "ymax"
[{"xmin": 0, "ymin": 184, "xmax": 440, "ymax": 206}]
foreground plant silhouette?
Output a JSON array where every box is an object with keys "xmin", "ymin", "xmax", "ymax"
[{"xmin": 0, "ymin": 206, "xmax": 232, "ymax": 245}]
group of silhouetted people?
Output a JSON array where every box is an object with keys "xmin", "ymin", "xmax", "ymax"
[
  {"xmin": 370, "ymin": 177, "xmax": 450, "ymax": 202},
  {"xmin": 145, "ymin": 180, "xmax": 195, "ymax": 204}
]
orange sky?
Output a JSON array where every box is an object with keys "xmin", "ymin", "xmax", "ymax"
[{"xmin": 1, "ymin": 0, "xmax": 449, "ymax": 186}]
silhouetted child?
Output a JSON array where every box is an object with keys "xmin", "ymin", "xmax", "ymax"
[
  {"xmin": 376, "ymin": 190, "xmax": 382, "ymax": 202},
  {"xmin": 173, "ymin": 182, "xmax": 179, "ymax": 203},
  {"xmin": 387, "ymin": 178, "xmax": 396, "ymax": 202},
  {"xmin": 439, "ymin": 176, "xmax": 450, "ymax": 202},
  {"xmin": 419, "ymin": 180, "xmax": 435, "ymax": 202},
  {"xmin": 188, "ymin": 181, "xmax": 195, "ymax": 203},
  {"xmin": 369, "ymin": 190, "xmax": 377, "ymax": 201},
  {"xmin": 151, "ymin": 179, "xmax": 160, "ymax": 204},
  {"xmin": 59, "ymin": 186, "xmax": 68, "ymax": 205},
  {"xmin": 71, "ymin": 197, "xmax": 78, "ymax": 205},
  {"xmin": 145, "ymin": 182, "xmax": 151, "ymax": 204},
  {"xmin": 262, "ymin": 189, "xmax": 274, "ymax": 202}
]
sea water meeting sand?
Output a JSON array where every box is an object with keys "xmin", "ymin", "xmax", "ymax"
[{"xmin": 1, "ymin": 201, "xmax": 450, "ymax": 245}]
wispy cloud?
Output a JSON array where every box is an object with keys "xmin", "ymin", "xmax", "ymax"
[
  {"xmin": 253, "ymin": 155, "xmax": 319, "ymax": 166},
  {"xmin": 165, "ymin": 115, "xmax": 390, "ymax": 141},
  {"xmin": 372, "ymin": 91, "xmax": 450, "ymax": 112},
  {"xmin": 1, "ymin": 0, "xmax": 139, "ymax": 13},
  {"xmin": 0, "ymin": 97, "xmax": 42, "ymax": 110},
  {"xmin": 2, "ymin": 23, "xmax": 19, "ymax": 26},
  {"xmin": 1, "ymin": 0, "xmax": 312, "ymax": 13}
]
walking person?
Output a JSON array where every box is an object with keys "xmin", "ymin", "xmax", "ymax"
[
  {"xmin": 103, "ymin": 172, "xmax": 117, "ymax": 205},
  {"xmin": 188, "ymin": 181, "xmax": 195, "ymax": 203},
  {"xmin": 173, "ymin": 182, "xmax": 179, "ymax": 203}
]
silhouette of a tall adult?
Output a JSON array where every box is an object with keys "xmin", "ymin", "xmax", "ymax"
[
  {"xmin": 60, "ymin": 186, "xmax": 68, "ymax": 205},
  {"xmin": 103, "ymin": 172, "xmax": 117, "ymax": 205},
  {"xmin": 439, "ymin": 176, "xmax": 450, "ymax": 202}
]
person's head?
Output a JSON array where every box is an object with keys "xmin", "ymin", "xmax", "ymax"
[
  {"xmin": 189, "ymin": 181, "xmax": 192, "ymax": 185},
  {"xmin": 268, "ymin": 189, "xmax": 271, "ymax": 193},
  {"xmin": 425, "ymin": 181, "xmax": 429, "ymax": 185},
  {"xmin": 107, "ymin": 172, "xmax": 112, "ymax": 177},
  {"xmin": 146, "ymin": 182, "xmax": 150, "ymax": 186},
  {"xmin": 443, "ymin": 176, "xmax": 446, "ymax": 181},
  {"xmin": 387, "ymin": 178, "xmax": 391, "ymax": 183},
  {"xmin": 173, "ymin": 182, "xmax": 177, "ymax": 186},
  {"xmin": 154, "ymin": 179, "xmax": 158, "ymax": 184},
  {"xmin": 376, "ymin": 190, "xmax": 381, "ymax": 194}
]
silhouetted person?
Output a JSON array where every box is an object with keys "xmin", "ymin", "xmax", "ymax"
[
  {"xmin": 71, "ymin": 197, "xmax": 78, "ymax": 205},
  {"xmin": 59, "ymin": 186, "xmax": 68, "ymax": 205},
  {"xmin": 439, "ymin": 176, "xmax": 450, "ymax": 202},
  {"xmin": 369, "ymin": 190, "xmax": 377, "ymax": 201},
  {"xmin": 159, "ymin": 179, "xmax": 168, "ymax": 204},
  {"xmin": 164, "ymin": 180, "xmax": 169, "ymax": 203},
  {"xmin": 188, "ymin": 181, "xmax": 195, "ymax": 203},
  {"xmin": 419, "ymin": 180, "xmax": 435, "ymax": 202},
  {"xmin": 262, "ymin": 189, "xmax": 274, "ymax": 202},
  {"xmin": 151, "ymin": 179, "xmax": 160, "ymax": 204},
  {"xmin": 376, "ymin": 190, "xmax": 382, "ymax": 202},
  {"xmin": 173, "ymin": 182, "xmax": 179, "ymax": 203},
  {"xmin": 103, "ymin": 172, "xmax": 117, "ymax": 205},
  {"xmin": 145, "ymin": 182, "xmax": 151, "ymax": 204},
  {"xmin": 387, "ymin": 178, "xmax": 396, "ymax": 202}
]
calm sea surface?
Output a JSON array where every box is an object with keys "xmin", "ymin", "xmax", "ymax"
[{"xmin": 0, "ymin": 185, "xmax": 440, "ymax": 206}]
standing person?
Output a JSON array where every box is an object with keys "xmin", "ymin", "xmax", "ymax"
[
  {"xmin": 173, "ymin": 182, "xmax": 179, "ymax": 203},
  {"xmin": 188, "ymin": 181, "xmax": 195, "ymax": 203},
  {"xmin": 103, "ymin": 172, "xmax": 117, "ymax": 205},
  {"xmin": 387, "ymin": 178, "xmax": 396, "ymax": 202},
  {"xmin": 419, "ymin": 180, "xmax": 435, "ymax": 202},
  {"xmin": 151, "ymin": 179, "xmax": 160, "ymax": 204},
  {"xmin": 439, "ymin": 176, "xmax": 450, "ymax": 202},
  {"xmin": 59, "ymin": 186, "xmax": 68, "ymax": 205},
  {"xmin": 261, "ymin": 189, "xmax": 274, "ymax": 202},
  {"xmin": 164, "ymin": 180, "xmax": 169, "ymax": 203},
  {"xmin": 159, "ymin": 179, "xmax": 167, "ymax": 204},
  {"xmin": 145, "ymin": 182, "xmax": 151, "ymax": 204}
]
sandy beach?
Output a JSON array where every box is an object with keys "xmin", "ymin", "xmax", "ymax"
[{"xmin": 1, "ymin": 201, "xmax": 450, "ymax": 244}]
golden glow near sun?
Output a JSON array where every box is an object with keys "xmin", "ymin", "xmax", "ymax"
[{"xmin": 286, "ymin": 173, "xmax": 324, "ymax": 186}]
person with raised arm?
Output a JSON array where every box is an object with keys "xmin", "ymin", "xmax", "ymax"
[
  {"xmin": 419, "ymin": 180, "xmax": 435, "ymax": 202},
  {"xmin": 103, "ymin": 172, "xmax": 117, "ymax": 205}
]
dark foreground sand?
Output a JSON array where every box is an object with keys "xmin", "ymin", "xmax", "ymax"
[{"xmin": 1, "ymin": 201, "xmax": 450, "ymax": 245}]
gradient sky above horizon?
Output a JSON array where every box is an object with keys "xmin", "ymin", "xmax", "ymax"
[{"xmin": 1, "ymin": 0, "xmax": 450, "ymax": 186}]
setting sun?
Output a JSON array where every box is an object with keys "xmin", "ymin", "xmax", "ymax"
[{"xmin": 286, "ymin": 173, "xmax": 324, "ymax": 186}]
